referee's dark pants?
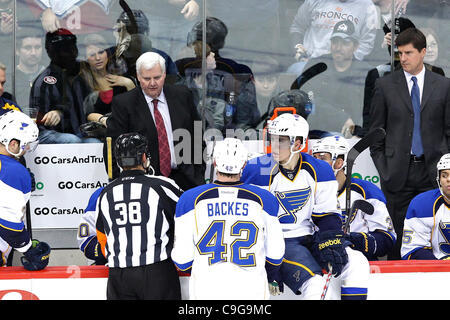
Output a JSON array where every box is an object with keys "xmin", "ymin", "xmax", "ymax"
[
  {"xmin": 107, "ymin": 259, "xmax": 181, "ymax": 300},
  {"xmin": 380, "ymin": 156, "xmax": 434, "ymax": 260}
]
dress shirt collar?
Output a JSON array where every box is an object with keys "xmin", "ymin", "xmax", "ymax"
[{"xmin": 403, "ymin": 65, "xmax": 425, "ymax": 86}]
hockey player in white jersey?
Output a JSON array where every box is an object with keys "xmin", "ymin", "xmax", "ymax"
[
  {"xmin": 172, "ymin": 138, "xmax": 285, "ymax": 300},
  {"xmin": 0, "ymin": 110, "xmax": 50, "ymax": 270},
  {"xmin": 312, "ymin": 135, "xmax": 396, "ymax": 260},
  {"xmin": 401, "ymin": 153, "xmax": 450, "ymax": 260},
  {"xmin": 242, "ymin": 113, "xmax": 369, "ymax": 300},
  {"xmin": 77, "ymin": 187, "xmax": 107, "ymax": 265}
]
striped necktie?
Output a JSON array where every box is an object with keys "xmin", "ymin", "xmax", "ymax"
[{"xmin": 152, "ymin": 99, "xmax": 171, "ymax": 177}]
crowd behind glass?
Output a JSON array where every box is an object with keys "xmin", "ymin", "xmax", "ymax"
[{"xmin": 0, "ymin": 0, "xmax": 447, "ymax": 141}]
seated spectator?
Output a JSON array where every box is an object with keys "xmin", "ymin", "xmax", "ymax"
[
  {"xmin": 176, "ymin": 41, "xmax": 226, "ymax": 131},
  {"xmin": 300, "ymin": 20, "xmax": 371, "ymax": 137},
  {"xmin": 107, "ymin": 9, "xmax": 180, "ymax": 84},
  {"xmin": 289, "ymin": 0, "xmax": 377, "ymax": 61},
  {"xmin": 176, "ymin": 17, "xmax": 259, "ymax": 133},
  {"xmin": 79, "ymin": 33, "xmax": 135, "ymax": 135},
  {"xmin": 29, "ymin": 28, "xmax": 99, "ymax": 144},
  {"xmin": 15, "ymin": 28, "xmax": 46, "ymax": 117},
  {"xmin": 0, "ymin": 62, "xmax": 20, "ymax": 116}
]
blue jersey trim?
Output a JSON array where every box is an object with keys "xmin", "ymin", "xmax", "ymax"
[
  {"xmin": 85, "ymin": 187, "xmax": 104, "ymax": 213},
  {"xmin": 173, "ymin": 259, "xmax": 193, "ymax": 271},
  {"xmin": 0, "ymin": 217, "xmax": 25, "ymax": 232}
]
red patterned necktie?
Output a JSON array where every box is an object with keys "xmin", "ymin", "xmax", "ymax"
[{"xmin": 152, "ymin": 99, "xmax": 171, "ymax": 177}]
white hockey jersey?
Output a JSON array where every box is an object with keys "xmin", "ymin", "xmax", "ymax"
[
  {"xmin": 242, "ymin": 153, "xmax": 340, "ymax": 238},
  {"xmin": 172, "ymin": 181, "xmax": 285, "ymax": 300},
  {"xmin": 338, "ymin": 178, "xmax": 396, "ymax": 241},
  {"xmin": 401, "ymin": 189, "xmax": 450, "ymax": 260},
  {"xmin": 0, "ymin": 154, "xmax": 32, "ymax": 255}
]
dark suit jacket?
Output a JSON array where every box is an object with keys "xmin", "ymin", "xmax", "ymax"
[
  {"xmin": 369, "ymin": 68, "xmax": 450, "ymax": 192},
  {"xmin": 106, "ymin": 84, "xmax": 205, "ymax": 191}
]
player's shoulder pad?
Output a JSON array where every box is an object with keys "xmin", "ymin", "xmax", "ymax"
[
  {"xmin": 301, "ymin": 153, "xmax": 336, "ymax": 182},
  {"xmin": 0, "ymin": 155, "xmax": 31, "ymax": 194},
  {"xmin": 406, "ymin": 188, "xmax": 443, "ymax": 219},
  {"xmin": 350, "ymin": 177, "xmax": 386, "ymax": 203},
  {"xmin": 237, "ymin": 183, "xmax": 279, "ymax": 217},
  {"xmin": 176, "ymin": 184, "xmax": 214, "ymax": 218},
  {"xmin": 85, "ymin": 187, "xmax": 104, "ymax": 213},
  {"xmin": 241, "ymin": 153, "xmax": 277, "ymax": 187}
]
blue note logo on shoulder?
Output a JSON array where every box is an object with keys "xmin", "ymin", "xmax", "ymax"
[
  {"xmin": 20, "ymin": 122, "xmax": 29, "ymax": 130},
  {"xmin": 275, "ymin": 187, "xmax": 311, "ymax": 224}
]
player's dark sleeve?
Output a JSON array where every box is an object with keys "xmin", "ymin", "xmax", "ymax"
[{"xmin": 312, "ymin": 213, "xmax": 343, "ymax": 232}]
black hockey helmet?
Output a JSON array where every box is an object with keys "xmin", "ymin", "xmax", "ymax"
[
  {"xmin": 268, "ymin": 90, "xmax": 313, "ymax": 120},
  {"xmin": 187, "ymin": 17, "xmax": 228, "ymax": 52},
  {"xmin": 115, "ymin": 132, "xmax": 150, "ymax": 168},
  {"xmin": 116, "ymin": 9, "xmax": 149, "ymax": 35}
]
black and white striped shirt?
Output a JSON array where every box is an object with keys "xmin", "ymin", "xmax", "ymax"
[{"xmin": 96, "ymin": 170, "xmax": 182, "ymax": 268}]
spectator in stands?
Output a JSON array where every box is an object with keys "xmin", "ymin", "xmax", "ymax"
[
  {"xmin": 29, "ymin": 28, "xmax": 99, "ymax": 144},
  {"xmin": 290, "ymin": 0, "xmax": 378, "ymax": 62},
  {"xmin": 369, "ymin": 27, "xmax": 450, "ymax": 260},
  {"xmin": 176, "ymin": 17, "xmax": 260, "ymax": 132},
  {"xmin": 300, "ymin": 20, "xmax": 371, "ymax": 137},
  {"xmin": 0, "ymin": 62, "xmax": 20, "ymax": 116},
  {"xmin": 15, "ymin": 29, "xmax": 46, "ymax": 117},
  {"xmin": 176, "ymin": 41, "xmax": 226, "ymax": 131},
  {"xmin": 80, "ymin": 33, "xmax": 135, "ymax": 132},
  {"xmin": 107, "ymin": 9, "xmax": 180, "ymax": 85}
]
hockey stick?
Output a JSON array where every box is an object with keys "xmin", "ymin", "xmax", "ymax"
[
  {"xmin": 320, "ymin": 201, "xmax": 374, "ymax": 300},
  {"xmin": 290, "ymin": 62, "xmax": 327, "ymax": 90},
  {"xmin": 321, "ymin": 129, "xmax": 384, "ymax": 300},
  {"xmin": 345, "ymin": 128, "xmax": 386, "ymax": 225},
  {"xmin": 343, "ymin": 199, "xmax": 374, "ymax": 234},
  {"xmin": 106, "ymin": 137, "xmax": 113, "ymax": 180}
]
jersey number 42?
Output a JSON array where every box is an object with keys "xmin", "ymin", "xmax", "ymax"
[{"xmin": 196, "ymin": 220, "xmax": 259, "ymax": 267}]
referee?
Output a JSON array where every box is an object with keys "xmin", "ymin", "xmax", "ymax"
[{"xmin": 96, "ymin": 132, "xmax": 183, "ymax": 300}]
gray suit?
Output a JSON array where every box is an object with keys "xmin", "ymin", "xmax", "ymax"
[{"xmin": 369, "ymin": 68, "xmax": 450, "ymax": 259}]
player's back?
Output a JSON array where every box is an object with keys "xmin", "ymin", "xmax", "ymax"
[{"xmin": 173, "ymin": 181, "xmax": 284, "ymax": 300}]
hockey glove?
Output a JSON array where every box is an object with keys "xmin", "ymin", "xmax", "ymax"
[
  {"xmin": 27, "ymin": 168, "xmax": 36, "ymax": 192},
  {"xmin": 312, "ymin": 230, "xmax": 349, "ymax": 277},
  {"xmin": 347, "ymin": 232, "xmax": 377, "ymax": 258},
  {"xmin": 265, "ymin": 261, "xmax": 284, "ymax": 295},
  {"xmin": 21, "ymin": 240, "xmax": 50, "ymax": 271}
]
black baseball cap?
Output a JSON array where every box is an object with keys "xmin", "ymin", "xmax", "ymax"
[{"xmin": 331, "ymin": 20, "xmax": 358, "ymax": 42}]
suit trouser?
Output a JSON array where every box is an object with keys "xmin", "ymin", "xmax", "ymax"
[{"xmin": 380, "ymin": 159, "xmax": 434, "ymax": 260}]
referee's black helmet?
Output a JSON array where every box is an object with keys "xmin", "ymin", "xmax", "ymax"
[{"xmin": 115, "ymin": 132, "xmax": 150, "ymax": 168}]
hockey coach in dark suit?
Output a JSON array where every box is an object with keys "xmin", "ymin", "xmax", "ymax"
[
  {"xmin": 369, "ymin": 28, "xmax": 450, "ymax": 259},
  {"xmin": 106, "ymin": 51, "xmax": 205, "ymax": 191}
]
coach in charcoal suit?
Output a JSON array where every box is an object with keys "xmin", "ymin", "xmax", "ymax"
[
  {"xmin": 369, "ymin": 28, "xmax": 450, "ymax": 260},
  {"xmin": 106, "ymin": 51, "xmax": 205, "ymax": 191}
]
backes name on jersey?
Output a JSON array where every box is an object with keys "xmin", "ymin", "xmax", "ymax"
[{"xmin": 207, "ymin": 202, "xmax": 249, "ymax": 217}]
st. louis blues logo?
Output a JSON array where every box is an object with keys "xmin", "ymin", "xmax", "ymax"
[
  {"xmin": 20, "ymin": 122, "xmax": 29, "ymax": 130},
  {"xmin": 275, "ymin": 187, "xmax": 311, "ymax": 224},
  {"xmin": 438, "ymin": 221, "xmax": 450, "ymax": 255}
]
